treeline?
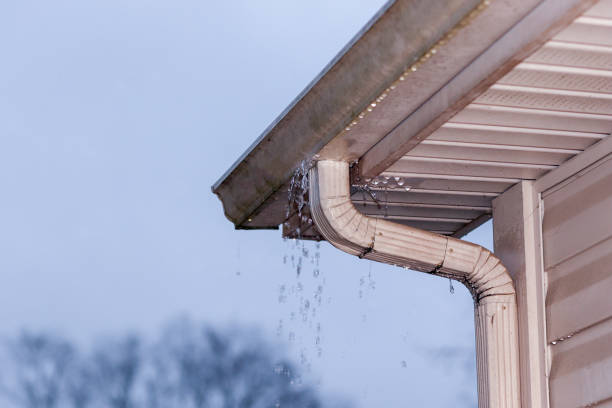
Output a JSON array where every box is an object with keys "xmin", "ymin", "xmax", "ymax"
[{"xmin": 0, "ymin": 318, "xmax": 346, "ymax": 408}]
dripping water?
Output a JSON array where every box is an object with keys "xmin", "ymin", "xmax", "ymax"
[{"xmin": 277, "ymin": 159, "xmax": 328, "ymax": 370}]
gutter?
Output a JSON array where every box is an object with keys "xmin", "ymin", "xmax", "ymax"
[
  {"xmin": 211, "ymin": 0, "xmax": 487, "ymax": 229},
  {"xmin": 310, "ymin": 160, "xmax": 520, "ymax": 408}
]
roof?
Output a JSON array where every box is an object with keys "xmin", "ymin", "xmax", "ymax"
[{"xmin": 213, "ymin": 0, "xmax": 612, "ymax": 238}]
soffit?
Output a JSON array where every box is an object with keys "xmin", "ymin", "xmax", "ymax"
[
  {"xmin": 213, "ymin": 0, "xmax": 611, "ymax": 237},
  {"xmin": 357, "ymin": 0, "xmax": 612, "ymax": 237}
]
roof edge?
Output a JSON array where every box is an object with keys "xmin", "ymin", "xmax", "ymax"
[
  {"xmin": 212, "ymin": 0, "xmax": 483, "ymax": 227},
  {"xmin": 211, "ymin": 0, "xmax": 396, "ymax": 195}
]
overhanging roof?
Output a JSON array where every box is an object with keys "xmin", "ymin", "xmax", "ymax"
[{"xmin": 213, "ymin": 0, "xmax": 612, "ymax": 237}]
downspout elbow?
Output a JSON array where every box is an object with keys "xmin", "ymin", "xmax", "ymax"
[
  {"xmin": 309, "ymin": 160, "xmax": 515, "ymax": 305},
  {"xmin": 309, "ymin": 160, "xmax": 520, "ymax": 408}
]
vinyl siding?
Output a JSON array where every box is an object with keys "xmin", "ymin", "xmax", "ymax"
[{"xmin": 542, "ymin": 154, "xmax": 612, "ymax": 408}]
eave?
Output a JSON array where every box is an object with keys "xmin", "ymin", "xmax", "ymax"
[{"xmin": 213, "ymin": 0, "xmax": 612, "ymax": 237}]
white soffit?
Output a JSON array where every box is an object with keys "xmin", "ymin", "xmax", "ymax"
[{"xmin": 359, "ymin": 0, "xmax": 612, "ymax": 237}]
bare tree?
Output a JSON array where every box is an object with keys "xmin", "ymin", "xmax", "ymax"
[
  {"xmin": 1, "ymin": 332, "xmax": 75, "ymax": 408},
  {"xmin": 147, "ymin": 318, "xmax": 324, "ymax": 408},
  {"xmin": 0, "ymin": 320, "xmax": 349, "ymax": 408},
  {"xmin": 89, "ymin": 336, "xmax": 142, "ymax": 408},
  {"xmin": 64, "ymin": 361, "xmax": 94, "ymax": 408}
]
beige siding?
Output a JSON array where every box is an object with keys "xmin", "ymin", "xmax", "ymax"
[{"xmin": 542, "ymin": 154, "xmax": 612, "ymax": 408}]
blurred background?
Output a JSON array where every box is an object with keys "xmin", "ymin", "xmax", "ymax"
[{"xmin": 0, "ymin": 1, "xmax": 490, "ymax": 406}]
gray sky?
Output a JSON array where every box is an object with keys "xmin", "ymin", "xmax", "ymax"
[{"xmin": 0, "ymin": 1, "xmax": 492, "ymax": 406}]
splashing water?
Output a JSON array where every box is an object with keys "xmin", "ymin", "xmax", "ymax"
[
  {"xmin": 277, "ymin": 160, "xmax": 331, "ymax": 368},
  {"xmin": 314, "ymin": 285, "xmax": 323, "ymax": 307},
  {"xmin": 362, "ymin": 175, "xmax": 411, "ymax": 191},
  {"xmin": 278, "ymin": 285, "xmax": 287, "ymax": 303},
  {"xmin": 284, "ymin": 159, "xmax": 313, "ymax": 242},
  {"xmin": 296, "ymin": 257, "xmax": 302, "ymax": 277},
  {"xmin": 368, "ymin": 262, "xmax": 376, "ymax": 290}
]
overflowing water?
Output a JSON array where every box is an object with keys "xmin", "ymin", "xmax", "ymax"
[
  {"xmin": 275, "ymin": 160, "xmax": 328, "ymax": 373},
  {"xmin": 284, "ymin": 159, "xmax": 313, "ymax": 241},
  {"xmin": 272, "ymin": 161, "xmax": 457, "ymax": 383},
  {"xmin": 278, "ymin": 238, "xmax": 325, "ymax": 370}
]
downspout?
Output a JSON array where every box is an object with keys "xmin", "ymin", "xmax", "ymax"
[{"xmin": 309, "ymin": 160, "xmax": 520, "ymax": 408}]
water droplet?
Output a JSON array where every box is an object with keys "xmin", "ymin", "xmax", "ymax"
[
  {"xmin": 449, "ymin": 278, "xmax": 455, "ymax": 294},
  {"xmin": 551, "ymin": 341, "xmax": 557, "ymax": 345},
  {"xmin": 401, "ymin": 360, "xmax": 407, "ymax": 368}
]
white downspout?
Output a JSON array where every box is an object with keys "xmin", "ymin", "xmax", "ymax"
[{"xmin": 309, "ymin": 160, "xmax": 520, "ymax": 408}]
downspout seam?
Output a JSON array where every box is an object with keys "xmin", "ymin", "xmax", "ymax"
[{"xmin": 430, "ymin": 237, "xmax": 448, "ymax": 275}]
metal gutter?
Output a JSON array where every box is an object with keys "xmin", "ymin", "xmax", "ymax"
[
  {"xmin": 310, "ymin": 160, "xmax": 520, "ymax": 408},
  {"xmin": 211, "ymin": 0, "xmax": 483, "ymax": 228}
]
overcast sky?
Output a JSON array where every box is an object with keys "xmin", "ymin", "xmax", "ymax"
[{"xmin": 0, "ymin": 1, "xmax": 492, "ymax": 406}]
